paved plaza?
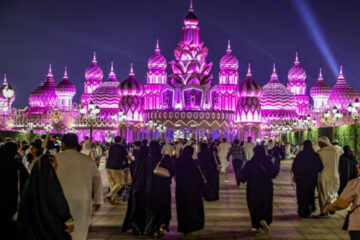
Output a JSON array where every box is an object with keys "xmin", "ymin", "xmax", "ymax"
[{"xmin": 88, "ymin": 160, "xmax": 350, "ymax": 240}]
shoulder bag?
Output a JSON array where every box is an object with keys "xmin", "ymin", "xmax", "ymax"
[{"xmin": 153, "ymin": 158, "xmax": 170, "ymax": 178}]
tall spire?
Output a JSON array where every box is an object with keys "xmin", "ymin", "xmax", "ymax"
[
  {"xmin": 189, "ymin": 0, "xmax": 193, "ymax": 12},
  {"xmin": 64, "ymin": 67, "xmax": 68, "ymax": 78},
  {"xmin": 108, "ymin": 61, "xmax": 116, "ymax": 79},
  {"xmin": 270, "ymin": 63, "xmax": 279, "ymax": 83},
  {"xmin": 129, "ymin": 63, "xmax": 135, "ymax": 76},
  {"xmin": 337, "ymin": 65, "xmax": 345, "ymax": 82},
  {"xmin": 155, "ymin": 39, "xmax": 160, "ymax": 52},
  {"xmin": 247, "ymin": 63, "xmax": 252, "ymax": 77},
  {"xmin": 294, "ymin": 52, "xmax": 299, "ymax": 65},
  {"xmin": 227, "ymin": 39, "xmax": 232, "ymax": 53},
  {"xmin": 318, "ymin": 68, "xmax": 323, "ymax": 80},
  {"xmin": 47, "ymin": 64, "xmax": 53, "ymax": 77},
  {"xmin": 3, "ymin": 73, "xmax": 7, "ymax": 84},
  {"xmin": 92, "ymin": 51, "xmax": 97, "ymax": 63}
]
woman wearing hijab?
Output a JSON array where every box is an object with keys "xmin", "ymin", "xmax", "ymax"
[
  {"xmin": 338, "ymin": 145, "xmax": 358, "ymax": 195},
  {"xmin": 292, "ymin": 140, "xmax": 324, "ymax": 218},
  {"xmin": 198, "ymin": 142, "xmax": 220, "ymax": 201},
  {"xmin": 176, "ymin": 146, "xmax": 204, "ymax": 234},
  {"xmin": 241, "ymin": 145, "xmax": 280, "ymax": 234},
  {"xmin": 17, "ymin": 154, "xmax": 73, "ymax": 240},
  {"xmin": 144, "ymin": 141, "xmax": 174, "ymax": 237},
  {"xmin": 122, "ymin": 142, "xmax": 149, "ymax": 236},
  {"xmin": 0, "ymin": 142, "xmax": 29, "ymax": 238},
  {"xmin": 25, "ymin": 141, "xmax": 43, "ymax": 173}
]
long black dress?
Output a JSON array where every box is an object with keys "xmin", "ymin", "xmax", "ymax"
[
  {"xmin": 17, "ymin": 154, "xmax": 72, "ymax": 240},
  {"xmin": 176, "ymin": 146, "xmax": 204, "ymax": 234},
  {"xmin": 122, "ymin": 146, "xmax": 148, "ymax": 235},
  {"xmin": 0, "ymin": 143, "xmax": 29, "ymax": 239},
  {"xmin": 144, "ymin": 141, "xmax": 174, "ymax": 236},
  {"xmin": 241, "ymin": 145, "xmax": 280, "ymax": 229},
  {"xmin": 338, "ymin": 146, "xmax": 358, "ymax": 195},
  {"xmin": 291, "ymin": 140, "xmax": 324, "ymax": 217},
  {"xmin": 198, "ymin": 143, "xmax": 219, "ymax": 201}
]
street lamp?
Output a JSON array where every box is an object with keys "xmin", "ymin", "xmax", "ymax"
[
  {"xmin": 111, "ymin": 110, "xmax": 127, "ymax": 136},
  {"xmin": 157, "ymin": 124, "xmax": 167, "ymax": 140},
  {"xmin": 79, "ymin": 101, "xmax": 100, "ymax": 142},
  {"xmin": 26, "ymin": 122, "xmax": 35, "ymax": 143},
  {"xmin": 348, "ymin": 98, "xmax": 360, "ymax": 155},
  {"xmin": 323, "ymin": 106, "xmax": 343, "ymax": 140},
  {"xmin": 145, "ymin": 120, "xmax": 157, "ymax": 139}
]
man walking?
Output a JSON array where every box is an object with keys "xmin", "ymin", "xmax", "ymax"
[
  {"xmin": 106, "ymin": 136, "xmax": 130, "ymax": 204},
  {"xmin": 243, "ymin": 137, "xmax": 256, "ymax": 161},
  {"xmin": 227, "ymin": 139, "xmax": 246, "ymax": 186},
  {"xmin": 56, "ymin": 133, "xmax": 103, "ymax": 240},
  {"xmin": 218, "ymin": 138, "xmax": 232, "ymax": 174}
]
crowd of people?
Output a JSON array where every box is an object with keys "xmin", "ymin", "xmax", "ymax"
[{"xmin": 0, "ymin": 133, "xmax": 359, "ymax": 239}]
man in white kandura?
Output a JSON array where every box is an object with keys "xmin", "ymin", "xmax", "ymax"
[
  {"xmin": 218, "ymin": 137, "xmax": 232, "ymax": 174},
  {"xmin": 243, "ymin": 137, "xmax": 256, "ymax": 161},
  {"xmin": 317, "ymin": 136, "xmax": 340, "ymax": 215},
  {"xmin": 56, "ymin": 134, "xmax": 103, "ymax": 240}
]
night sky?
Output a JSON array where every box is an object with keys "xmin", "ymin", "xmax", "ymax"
[{"xmin": 1, "ymin": 0, "xmax": 360, "ymax": 108}]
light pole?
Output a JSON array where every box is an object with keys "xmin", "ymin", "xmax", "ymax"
[
  {"xmin": 111, "ymin": 110, "xmax": 127, "ymax": 137},
  {"xmin": 323, "ymin": 106, "xmax": 343, "ymax": 141},
  {"xmin": 157, "ymin": 124, "xmax": 167, "ymax": 140},
  {"xmin": 26, "ymin": 122, "xmax": 35, "ymax": 143},
  {"xmin": 145, "ymin": 120, "xmax": 157, "ymax": 139},
  {"xmin": 347, "ymin": 98, "xmax": 360, "ymax": 155},
  {"xmin": 79, "ymin": 101, "xmax": 100, "ymax": 142}
]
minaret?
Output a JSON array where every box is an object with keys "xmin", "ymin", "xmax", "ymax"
[
  {"xmin": 219, "ymin": 40, "xmax": 239, "ymax": 85},
  {"xmin": 310, "ymin": 68, "xmax": 330, "ymax": 112},
  {"xmin": 147, "ymin": 39, "xmax": 167, "ymax": 84},
  {"xmin": 182, "ymin": 0, "xmax": 200, "ymax": 45}
]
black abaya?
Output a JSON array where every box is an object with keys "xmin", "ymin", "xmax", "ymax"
[
  {"xmin": 241, "ymin": 146, "xmax": 280, "ymax": 229},
  {"xmin": 292, "ymin": 147, "xmax": 323, "ymax": 217},
  {"xmin": 338, "ymin": 151, "xmax": 358, "ymax": 195},
  {"xmin": 176, "ymin": 146, "xmax": 204, "ymax": 234},
  {"xmin": 122, "ymin": 146, "xmax": 148, "ymax": 235},
  {"xmin": 198, "ymin": 150, "xmax": 219, "ymax": 201},
  {"xmin": 17, "ymin": 155, "xmax": 72, "ymax": 240}
]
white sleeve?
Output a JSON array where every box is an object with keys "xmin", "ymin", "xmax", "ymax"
[{"xmin": 91, "ymin": 163, "xmax": 104, "ymax": 204}]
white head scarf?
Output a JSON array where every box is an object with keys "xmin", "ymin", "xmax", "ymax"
[{"xmin": 318, "ymin": 136, "xmax": 332, "ymax": 146}]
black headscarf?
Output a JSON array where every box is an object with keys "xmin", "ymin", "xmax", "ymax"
[
  {"xmin": 252, "ymin": 145, "xmax": 268, "ymax": 162},
  {"xmin": 303, "ymin": 140, "xmax": 314, "ymax": 153},
  {"xmin": 149, "ymin": 141, "xmax": 162, "ymax": 167},
  {"xmin": 17, "ymin": 154, "xmax": 72, "ymax": 240},
  {"xmin": 343, "ymin": 145, "xmax": 353, "ymax": 156},
  {"xmin": 0, "ymin": 142, "xmax": 18, "ymax": 164}
]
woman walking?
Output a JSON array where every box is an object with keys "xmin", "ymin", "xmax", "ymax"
[
  {"xmin": 17, "ymin": 154, "xmax": 73, "ymax": 240},
  {"xmin": 241, "ymin": 145, "xmax": 280, "ymax": 234},
  {"xmin": 198, "ymin": 142, "xmax": 220, "ymax": 201},
  {"xmin": 176, "ymin": 146, "xmax": 204, "ymax": 234},
  {"xmin": 292, "ymin": 140, "xmax": 324, "ymax": 218},
  {"xmin": 338, "ymin": 145, "xmax": 358, "ymax": 195},
  {"xmin": 144, "ymin": 141, "xmax": 174, "ymax": 237}
]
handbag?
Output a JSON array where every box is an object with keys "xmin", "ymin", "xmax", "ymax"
[
  {"xmin": 197, "ymin": 165, "xmax": 207, "ymax": 184},
  {"xmin": 342, "ymin": 205, "xmax": 360, "ymax": 230},
  {"xmin": 153, "ymin": 158, "xmax": 170, "ymax": 178},
  {"xmin": 213, "ymin": 151, "xmax": 222, "ymax": 172},
  {"xmin": 11, "ymin": 169, "xmax": 21, "ymax": 221}
]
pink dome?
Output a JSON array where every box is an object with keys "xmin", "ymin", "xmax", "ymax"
[
  {"xmin": 91, "ymin": 62, "xmax": 121, "ymax": 108},
  {"xmin": 85, "ymin": 52, "xmax": 103, "ymax": 81},
  {"xmin": 310, "ymin": 68, "xmax": 330, "ymax": 98},
  {"xmin": 220, "ymin": 40, "xmax": 238, "ymax": 71},
  {"xmin": 119, "ymin": 64, "xmax": 144, "ymax": 96},
  {"xmin": 184, "ymin": 1, "xmax": 198, "ymax": 26},
  {"xmin": 288, "ymin": 52, "xmax": 306, "ymax": 81},
  {"xmin": 148, "ymin": 40, "xmax": 167, "ymax": 70},
  {"xmin": 238, "ymin": 64, "xmax": 262, "ymax": 97},
  {"xmin": 328, "ymin": 66, "xmax": 359, "ymax": 110},
  {"xmin": 56, "ymin": 67, "xmax": 76, "ymax": 97}
]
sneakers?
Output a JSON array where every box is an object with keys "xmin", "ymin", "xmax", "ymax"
[{"xmin": 260, "ymin": 220, "xmax": 271, "ymax": 234}]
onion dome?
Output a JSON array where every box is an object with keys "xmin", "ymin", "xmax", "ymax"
[
  {"xmin": 220, "ymin": 40, "xmax": 239, "ymax": 71},
  {"xmin": 310, "ymin": 68, "xmax": 330, "ymax": 98},
  {"xmin": 85, "ymin": 52, "xmax": 103, "ymax": 81},
  {"xmin": 119, "ymin": 63, "xmax": 144, "ymax": 96},
  {"xmin": 0, "ymin": 74, "xmax": 15, "ymax": 102},
  {"xmin": 91, "ymin": 62, "xmax": 121, "ymax": 108},
  {"xmin": 260, "ymin": 63, "xmax": 298, "ymax": 119},
  {"xmin": 238, "ymin": 64, "xmax": 262, "ymax": 97},
  {"xmin": 184, "ymin": 0, "xmax": 198, "ymax": 26},
  {"xmin": 56, "ymin": 67, "xmax": 76, "ymax": 98},
  {"xmin": 288, "ymin": 52, "xmax": 306, "ymax": 81},
  {"xmin": 328, "ymin": 65, "xmax": 359, "ymax": 110},
  {"xmin": 148, "ymin": 40, "xmax": 167, "ymax": 70}
]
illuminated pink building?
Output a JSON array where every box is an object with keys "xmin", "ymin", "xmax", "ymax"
[
  {"xmin": 0, "ymin": 74, "xmax": 15, "ymax": 115},
  {"xmin": 310, "ymin": 68, "xmax": 330, "ymax": 112}
]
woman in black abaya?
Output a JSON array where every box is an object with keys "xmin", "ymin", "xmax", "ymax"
[
  {"xmin": 176, "ymin": 146, "xmax": 204, "ymax": 234},
  {"xmin": 17, "ymin": 154, "xmax": 73, "ymax": 240},
  {"xmin": 338, "ymin": 145, "xmax": 358, "ymax": 195},
  {"xmin": 292, "ymin": 140, "xmax": 324, "ymax": 217},
  {"xmin": 198, "ymin": 143, "xmax": 219, "ymax": 201},
  {"xmin": 241, "ymin": 145, "xmax": 280, "ymax": 233},
  {"xmin": 144, "ymin": 141, "xmax": 174, "ymax": 237},
  {"xmin": 122, "ymin": 144, "xmax": 149, "ymax": 235}
]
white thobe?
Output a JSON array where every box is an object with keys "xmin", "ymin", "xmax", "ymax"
[
  {"xmin": 56, "ymin": 149, "xmax": 103, "ymax": 240},
  {"xmin": 333, "ymin": 145, "xmax": 344, "ymax": 156},
  {"xmin": 243, "ymin": 141, "xmax": 256, "ymax": 161},
  {"xmin": 317, "ymin": 146, "xmax": 340, "ymax": 212},
  {"xmin": 162, "ymin": 143, "xmax": 174, "ymax": 156},
  {"xmin": 218, "ymin": 142, "xmax": 231, "ymax": 172}
]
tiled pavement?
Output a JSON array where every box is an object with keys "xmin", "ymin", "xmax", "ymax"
[{"xmin": 88, "ymin": 160, "xmax": 350, "ymax": 239}]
